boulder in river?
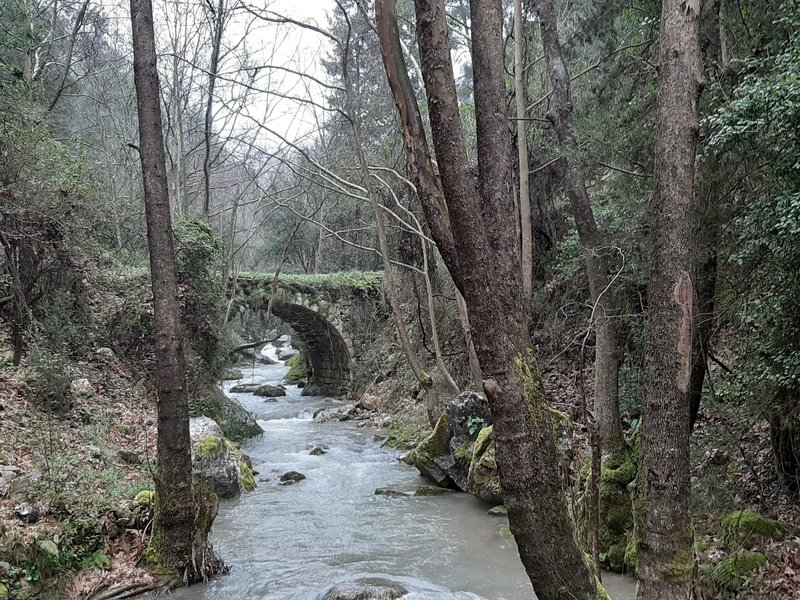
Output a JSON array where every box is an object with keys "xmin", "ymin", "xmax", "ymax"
[
  {"xmin": 320, "ymin": 578, "xmax": 408, "ymax": 600},
  {"xmin": 309, "ymin": 446, "xmax": 328, "ymax": 456},
  {"xmin": 221, "ymin": 369, "xmax": 244, "ymax": 381},
  {"xmin": 253, "ymin": 384, "xmax": 287, "ymax": 397},
  {"xmin": 190, "ymin": 417, "xmax": 256, "ymax": 499},
  {"xmin": 313, "ymin": 404, "xmax": 355, "ymax": 423},
  {"xmin": 228, "ymin": 383, "xmax": 262, "ymax": 394},
  {"xmin": 280, "ymin": 471, "xmax": 306, "ymax": 485},
  {"xmin": 189, "ymin": 383, "xmax": 263, "ymax": 442}
]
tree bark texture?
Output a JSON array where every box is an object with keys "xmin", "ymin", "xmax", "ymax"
[
  {"xmin": 514, "ymin": 0, "xmax": 533, "ymax": 300},
  {"xmin": 636, "ymin": 0, "xmax": 703, "ymax": 597},
  {"xmin": 129, "ymin": 0, "xmax": 199, "ymax": 576},
  {"xmin": 377, "ymin": 1, "xmax": 598, "ymax": 598},
  {"xmin": 530, "ymin": 0, "xmax": 624, "ymax": 451}
]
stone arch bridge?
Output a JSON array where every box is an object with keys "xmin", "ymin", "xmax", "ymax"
[{"xmin": 229, "ymin": 272, "xmax": 385, "ymax": 397}]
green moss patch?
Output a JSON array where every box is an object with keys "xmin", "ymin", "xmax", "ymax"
[
  {"xmin": 196, "ymin": 436, "xmax": 223, "ymax": 456},
  {"xmin": 721, "ymin": 510, "xmax": 794, "ymax": 549}
]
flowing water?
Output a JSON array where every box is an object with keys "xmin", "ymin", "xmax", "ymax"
[{"xmin": 171, "ymin": 347, "xmax": 635, "ymax": 600}]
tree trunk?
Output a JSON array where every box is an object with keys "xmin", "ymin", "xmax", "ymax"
[
  {"xmin": 514, "ymin": 0, "xmax": 533, "ymax": 301},
  {"xmin": 689, "ymin": 230, "xmax": 717, "ymax": 430},
  {"xmin": 129, "ymin": 0, "xmax": 213, "ymax": 579},
  {"xmin": 530, "ymin": 0, "xmax": 623, "ymax": 451},
  {"xmin": 636, "ymin": 0, "xmax": 703, "ymax": 596},
  {"xmin": 376, "ymin": 1, "xmax": 598, "ymax": 597}
]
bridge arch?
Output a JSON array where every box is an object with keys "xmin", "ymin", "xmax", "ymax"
[
  {"xmin": 269, "ymin": 299, "xmax": 353, "ymax": 396},
  {"xmin": 232, "ymin": 272, "xmax": 384, "ymax": 398}
]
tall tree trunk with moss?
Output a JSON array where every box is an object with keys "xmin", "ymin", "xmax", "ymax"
[
  {"xmin": 130, "ymin": 0, "xmax": 213, "ymax": 579},
  {"xmin": 636, "ymin": 0, "xmax": 703, "ymax": 597},
  {"xmin": 377, "ymin": 0, "xmax": 598, "ymax": 597},
  {"xmin": 531, "ymin": 0, "xmax": 624, "ymax": 452}
]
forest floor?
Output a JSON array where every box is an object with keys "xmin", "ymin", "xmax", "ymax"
[{"xmin": 0, "ymin": 336, "xmax": 161, "ymax": 599}]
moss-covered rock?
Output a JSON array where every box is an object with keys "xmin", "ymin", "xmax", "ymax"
[
  {"xmin": 721, "ymin": 510, "xmax": 794, "ymax": 549},
  {"xmin": 189, "ymin": 382, "xmax": 262, "ymax": 442},
  {"xmin": 488, "ymin": 505, "xmax": 507, "ymax": 516},
  {"xmin": 595, "ymin": 446, "xmax": 637, "ymax": 572},
  {"xmin": 190, "ymin": 418, "xmax": 257, "ymax": 499},
  {"xmin": 410, "ymin": 414, "xmax": 453, "ymax": 487},
  {"xmin": 284, "ymin": 353, "xmax": 309, "ymax": 385},
  {"xmin": 499, "ymin": 525, "xmax": 514, "ymax": 539},
  {"xmin": 134, "ymin": 490, "xmax": 155, "ymax": 506},
  {"xmin": 466, "ymin": 425, "xmax": 502, "ymax": 504},
  {"xmin": 197, "ymin": 435, "xmax": 224, "ymax": 456},
  {"xmin": 239, "ymin": 460, "xmax": 256, "ymax": 492}
]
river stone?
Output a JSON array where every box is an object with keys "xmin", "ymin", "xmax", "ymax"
[
  {"xmin": 310, "ymin": 446, "xmax": 327, "ymax": 456},
  {"xmin": 321, "ymin": 578, "xmax": 408, "ymax": 600},
  {"xmin": 189, "ymin": 384, "xmax": 263, "ymax": 442},
  {"xmin": 280, "ymin": 471, "xmax": 306, "ymax": 485},
  {"xmin": 228, "ymin": 383, "xmax": 262, "ymax": 394},
  {"xmin": 313, "ymin": 405, "xmax": 355, "ymax": 423},
  {"xmin": 445, "ymin": 390, "xmax": 492, "ymax": 442},
  {"xmin": 374, "ymin": 487, "xmax": 413, "ymax": 497},
  {"xmin": 414, "ymin": 485, "xmax": 454, "ymax": 496},
  {"xmin": 253, "ymin": 384, "xmax": 286, "ymax": 397},
  {"xmin": 409, "ymin": 414, "xmax": 455, "ymax": 488}
]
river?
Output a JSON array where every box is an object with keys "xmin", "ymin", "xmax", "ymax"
[{"xmin": 171, "ymin": 348, "xmax": 635, "ymax": 600}]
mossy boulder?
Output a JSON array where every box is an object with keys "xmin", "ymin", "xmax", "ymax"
[
  {"xmin": 189, "ymin": 417, "xmax": 256, "ymax": 499},
  {"xmin": 134, "ymin": 490, "xmax": 155, "ymax": 506},
  {"xmin": 409, "ymin": 414, "xmax": 454, "ymax": 488},
  {"xmin": 466, "ymin": 425, "xmax": 502, "ymax": 504},
  {"xmin": 284, "ymin": 353, "xmax": 308, "ymax": 385},
  {"xmin": 721, "ymin": 510, "xmax": 794, "ymax": 549},
  {"xmin": 189, "ymin": 383, "xmax": 262, "ymax": 442},
  {"xmin": 594, "ymin": 446, "xmax": 637, "ymax": 572}
]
